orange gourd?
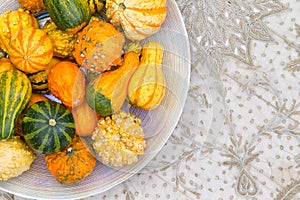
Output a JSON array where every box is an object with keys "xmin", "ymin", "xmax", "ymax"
[
  {"xmin": 86, "ymin": 51, "xmax": 140, "ymax": 116},
  {"xmin": 0, "ymin": 58, "xmax": 14, "ymax": 73},
  {"xmin": 74, "ymin": 20, "xmax": 125, "ymax": 73},
  {"xmin": 48, "ymin": 61, "xmax": 86, "ymax": 108},
  {"xmin": 9, "ymin": 27, "xmax": 53, "ymax": 73},
  {"xmin": 45, "ymin": 137, "xmax": 96, "ymax": 184},
  {"xmin": 128, "ymin": 42, "xmax": 166, "ymax": 110},
  {"xmin": 0, "ymin": 8, "xmax": 39, "ymax": 53},
  {"xmin": 105, "ymin": 0, "xmax": 167, "ymax": 41},
  {"xmin": 18, "ymin": 0, "xmax": 46, "ymax": 13},
  {"xmin": 72, "ymin": 101, "xmax": 98, "ymax": 136}
]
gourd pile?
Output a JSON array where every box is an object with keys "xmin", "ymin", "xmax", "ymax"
[{"xmin": 0, "ymin": 0, "xmax": 167, "ymax": 184}]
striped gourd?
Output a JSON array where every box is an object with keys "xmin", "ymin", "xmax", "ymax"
[
  {"xmin": 9, "ymin": 27, "xmax": 53, "ymax": 73},
  {"xmin": 44, "ymin": 0, "xmax": 92, "ymax": 34},
  {"xmin": 128, "ymin": 42, "xmax": 166, "ymax": 110},
  {"xmin": 0, "ymin": 69, "xmax": 32, "ymax": 139},
  {"xmin": 22, "ymin": 101, "xmax": 75, "ymax": 154},
  {"xmin": 0, "ymin": 8, "xmax": 39, "ymax": 53},
  {"xmin": 87, "ymin": 0, "xmax": 104, "ymax": 13}
]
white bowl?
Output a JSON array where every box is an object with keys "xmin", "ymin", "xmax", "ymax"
[{"xmin": 0, "ymin": 0, "xmax": 191, "ymax": 199}]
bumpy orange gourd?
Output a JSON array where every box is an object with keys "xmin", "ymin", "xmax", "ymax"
[
  {"xmin": 18, "ymin": 0, "xmax": 46, "ymax": 13},
  {"xmin": 45, "ymin": 137, "xmax": 96, "ymax": 184},
  {"xmin": 128, "ymin": 42, "xmax": 166, "ymax": 110},
  {"xmin": 48, "ymin": 61, "xmax": 86, "ymax": 108},
  {"xmin": 0, "ymin": 8, "xmax": 39, "ymax": 53},
  {"xmin": 106, "ymin": 0, "xmax": 167, "ymax": 41},
  {"xmin": 9, "ymin": 27, "xmax": 53, "ymax": 73},
  {"xmin": 74, "ymin": 20, "xmax": 125, "ymax": 73}
]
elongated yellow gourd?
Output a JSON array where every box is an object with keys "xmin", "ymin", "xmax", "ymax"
[{"xmin": 128, "ymin": 42, "xmax": 166, "ymax": 110}]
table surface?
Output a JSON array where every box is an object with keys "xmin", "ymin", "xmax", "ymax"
[{"xmin": 1, "ymin": 0, "xmax": 300, "ymax": 199}]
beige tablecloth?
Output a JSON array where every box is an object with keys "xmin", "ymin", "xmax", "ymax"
[{"xmin": 1, "ymin": 0, "xmax": 300, "ymax": 199}]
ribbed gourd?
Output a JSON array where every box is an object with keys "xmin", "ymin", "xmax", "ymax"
[
  {"xmin": 22, "ymin": 101, "xmax": 76, "ymax": 154},
  {"xmin": 128, "ymin": 42, "xmax": 166, "ymax": 110},
  {"xmin": 9, "ymin": 27, "xmax": 54, "ymax": 73},
  {"xmin": 0, "ymin": 8, "xmax": 39, "ymax": 53},
  {"xmin": 86, "ymin": 51, "xmax": 140, "ymax": 116},
  {"xmin": 44, "ymin": 0, "xmax": 92, "ymax": 34},
  {"xmin": 87, "ymin": 0, "xmax": 104, "ymax": 14},
  {"xmin": 105, "ymin": 0, "xmax": 167, "ymax": 41},
  {"xmin": 17, "ymin": 0, "xmax": 46, "ymax": 13},
  {"xmin": 0, "ymin": 69, "xmax": 32, "ymax": 140}
]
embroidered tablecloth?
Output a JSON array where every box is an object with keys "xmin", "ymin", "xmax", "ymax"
[{"xmin": 1, "ymin": 0, "xmax": 300, "ymax": 199}]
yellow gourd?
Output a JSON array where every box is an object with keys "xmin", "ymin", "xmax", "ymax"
[{"xmin": 128, "ymin": 42, "xmax": 166, "ymax": 110}]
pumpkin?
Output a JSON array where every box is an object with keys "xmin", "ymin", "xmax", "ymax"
[
  {"xmin": 92, "ymin": 110, "xmax": 146, "ymax": 167},
  {"xmin": 0, "ymin": 58, "xmax": 14, "ymax": 73},
  {"xmin": 128, "ymin": 42, "xmax": 166, "ymax": 110},
  {"xmin": 48, "ymin": 61, "xmax": 86, "ymax": 108},
  {"xmin": 86, "ymin": 51, "xmax": 140, "ymax": 116},
  {"xmin": 87, "ymin": 0, "xmax": 104, "ymax": 14},
  {"xmin": 74, "ymin": 20, "xmax": 125, "ymax": 73},
  {"xmin": 105, "ymin": 0, "xmax": 167, "ymax": 41},
  {"xmin": 26, "ymin": 57, "xmax": 61, "ymax": 94},
  {"xmin": 0, "ymin": 69, "xmax": 32, "ymax": 140},
  {"xmin": 45, "ymin": 136, "xmax": 96, "ymax": 184},
  {"xmin": 44, "ymin": 0, "xmax": 92, "ymax": 34},
  {"xmin": 22, "ymin": 100, "xmax": 76, "ymax": 154},
  {"xmin": 9, "ymin": 27, "xmax": 53, "ymax": 73},
  {"xmin": 18, "ymin": 0, "xmax": 46, "ymax": 13},
  {"xmin": 42, "ymin": 20, "xmax": 77, "ymax": 59},
  {"xmin": 0, "ymin": 136, "xmax": 35, "ymax": 181},
  {"xmin": 0, "ymin": 8, "xmax": 39, "ymax": 53},
  {"xmin": 72, "ymin": 101, "xmax": 98, "ymax": 137}
]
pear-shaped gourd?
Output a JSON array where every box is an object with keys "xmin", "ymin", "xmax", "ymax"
[
  {"xmin": 128, "ymin": 42, "xmax": 166, "ymax": 110},
  {"xmin": 86, "ymin": 51, "xmax": 140, "ymax": 116}
]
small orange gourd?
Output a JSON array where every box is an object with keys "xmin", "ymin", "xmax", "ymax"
[
  {"xmin": 105, "ymin": 0, "xmax": 167, "ymax": 41},
  {"xmin": 72, "ymin": 101, "xmax": 98, "ymax": 137},
  {"xmin": 128, "ymin": 42, "xmax": 166, "ymax": 110},
  {"xmin": 74, "ymin": 20, "xmax": 125, "ymax": 73},
  {"xmin": 45, "ymin": 137, "xmax": 96, "ymax": 184},
  {"xmin": 0, "ymin": 9, "xmax": 39, "ymax": 53},
  {"xmin": 9, "ymin": 27, "xmax": 53, "ymax": 73},
  {"xmin": 48, "ymin": 61, "xmax": 86, "ymax": 108}
]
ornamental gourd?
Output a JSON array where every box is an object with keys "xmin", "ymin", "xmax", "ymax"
[
  {"xmin": 45, "ymin": 136, "xmax": 96, "ymax": 184},
  {"xmin": 0, "ymin": 136, "xmax": 35, "ymax": 181},
  {"xmin": 87, "ymin": 0, "xmax": 104, "ymax": 14},
  {"xmin": 42, "ymin": 20, "xmax": 77, "ymax": 59},
  {"xmin": 86, "ymin": 51, "xmax": 140, "ymax": 116},
  {"xmin": 48, "ymin": 61, "xmax": 86, "ymax": 108},
  {"xmin": 105, "ymin": 0, "xmax": 167, "ymax": 41},
  {"xmin": 22, "ymin": 101, "xmax": 76, "ymax": 154},
  {"xmin": 9, "ymin": 27, "xmax": 54, "ymax": 73},
  {"xmin": 74, "ymin": 21, "xmax": 125, "ymax": 73},
  {"xmin": 0, "ymin": 8, "xmax": 39, "ymax": 53},
  {"xmin": 128, "ymin": 42, "xmax": 166, "ymax": 110},
  {"xmin": 0, "ymin": 69, "xmax": 32, "ymax": 140},
  {"xmin": 0, "ymin": 58, "xmax": 14, "ymax": 73},
  {"xmin": 18, "ymin": 0, "xmax": 46, "ymax": 13},
  {"xmin": 44, "ymin": 0, "xmax": 92, "ymax": 34}
]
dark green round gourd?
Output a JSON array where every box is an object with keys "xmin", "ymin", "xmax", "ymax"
[
  {"xmin": 43, "ymin": 0, "xmax": 92, "ymax": 33},
  {"xmin": 22, "ymin": 100, "xmax": 75, "ymax": 154}
]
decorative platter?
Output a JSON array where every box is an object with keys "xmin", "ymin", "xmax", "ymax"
[{"xmin": 0, "ymin": 0, "xmax": 190, "ymax": 199}]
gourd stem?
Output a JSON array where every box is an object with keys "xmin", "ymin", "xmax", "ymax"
[{"xmin": 49, "ymin": 119, "xmax": 56, "ymax": 126}]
